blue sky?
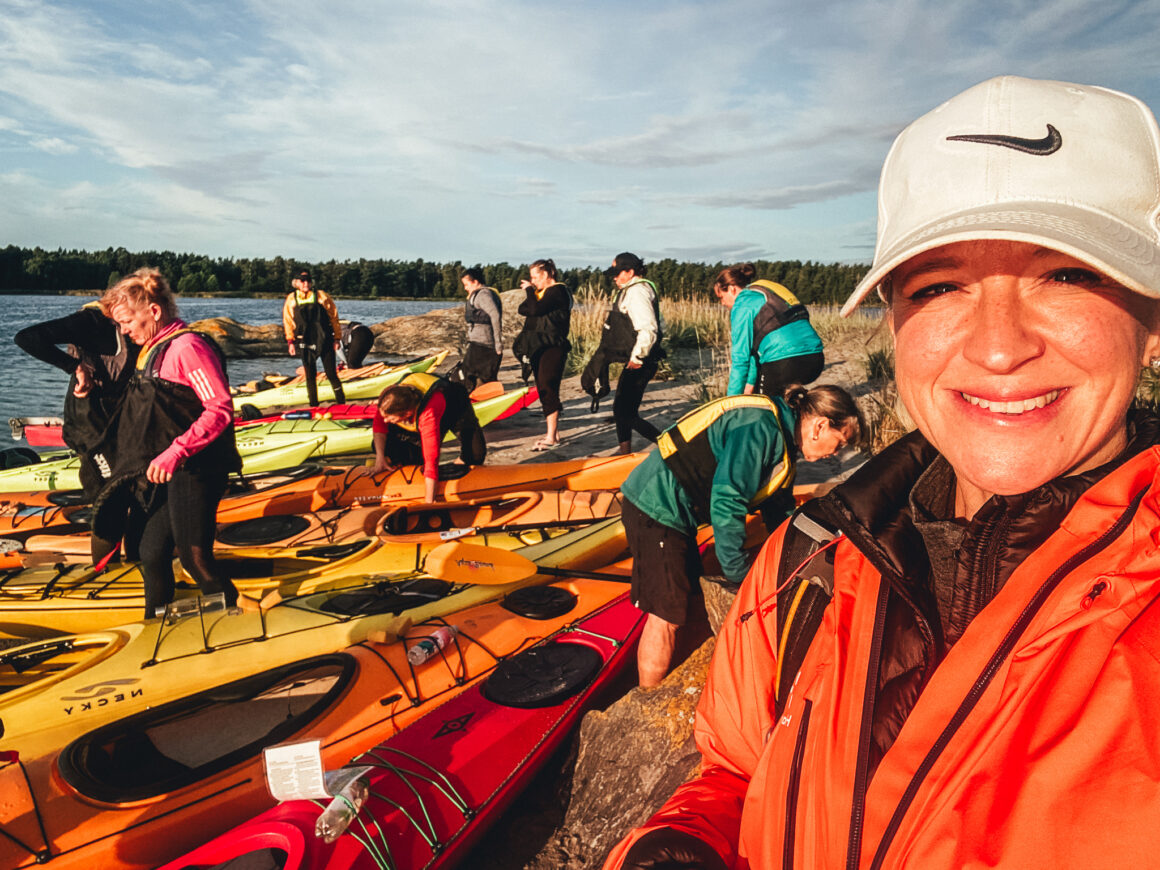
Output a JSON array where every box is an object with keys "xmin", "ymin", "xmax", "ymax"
[{"xmin": 1, "ymin": 0, "xmax": 1159, "ymax": 269}]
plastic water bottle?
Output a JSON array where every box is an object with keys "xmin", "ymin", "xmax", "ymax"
[
  {"xmin": 314, "ymin": 776, "xmax": 369, "ymax": 843},
  {"xmin": 406, "ymin": 625, "xmax": 458, "ymax": 665}
]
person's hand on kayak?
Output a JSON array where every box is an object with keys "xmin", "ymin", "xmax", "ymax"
[{"xmin": 372, "ymin": 457, "xmax": 396, "ymax": 475}]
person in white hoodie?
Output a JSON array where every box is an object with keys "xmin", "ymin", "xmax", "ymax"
[{"xmin": 600, "ymin": 252, "xmax": 665, "ymax": 454}]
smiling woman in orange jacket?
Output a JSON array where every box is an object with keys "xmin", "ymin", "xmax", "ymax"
[{"xmin": 606, "ymin": 76, "xmax": 1160, "ymax": 870}]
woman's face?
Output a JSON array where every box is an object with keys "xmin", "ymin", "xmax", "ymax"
[
  {"xmin": 379, "ymin": 410, "xmax": 414, "ymax": 426},
  {"xmin": 889, "ymin": 239, "xmax": 1160, "ymax": 516},
  {"xmin": 528, "ymin": 266, "xmax": 552, "ymax": 291},
  {"xmin": 715, "ymin": 283, "xmax": 741, "ymax": 310},
  {"xmin": 799, "ymin": 417, "xmax": 854, "ymax": 462},
  {"xmin": 110, "ymin": 300, "xmax": 165, "ymax": 345}
]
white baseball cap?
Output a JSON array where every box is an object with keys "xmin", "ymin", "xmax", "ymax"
[{"xmin": 841, "ymin": 75, "xmax": 1160, "ymax": 315}]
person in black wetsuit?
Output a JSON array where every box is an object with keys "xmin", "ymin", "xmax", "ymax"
[
  {"xmin": 14, "ymin": 302, "xmax": 140, "ymax": 499},
  {"xmin": 282, "ymin": 268, "xmax": 346, "ymax": 406},
  {"xmin": 94, "ymin": 268, "xmax": 242, "ymax": 617},
  {"xmin": 512, "ymin": 258, "xmax": 572, "ymax": 450}
]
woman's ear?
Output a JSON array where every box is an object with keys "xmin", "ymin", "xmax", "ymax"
[{"xmin": 1141, "ymin": 318, "xmax": 1160, "ymax": 367}]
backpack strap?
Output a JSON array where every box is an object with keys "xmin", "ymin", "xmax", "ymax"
[{"xmin": 773, "ymin": 509, "xmax": 840, "ymax": 717}]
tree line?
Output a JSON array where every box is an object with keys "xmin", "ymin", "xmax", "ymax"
[{"xmin": 0, "ymin": 245, "xmax": 869, "ymax": 305}]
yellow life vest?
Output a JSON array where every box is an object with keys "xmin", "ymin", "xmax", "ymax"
[
  {"xmin": 389, "ymin": 372, "xmax": 444, "ymax": 432},
  {"xmin": 656, "ymin": 394, "xmax": 795, "ymax": 523},
  {"xmin": 136, "ymin": 327, "xmax": 195, "ymax": 373},
  {"xmin": 748, "ymin": 280, "xmax": 809, "ymax": 353}
]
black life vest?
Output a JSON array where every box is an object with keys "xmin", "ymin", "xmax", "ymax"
[
  {"xmin": 289, "ymin": 287, "xmax": 333, "ymax": 346},
  {"xmin": 513, "ymin": 283, "xmax": 572, "ymax": 362},
  {"xmin": 598, "ymin": 278, "xmax": 664, "ymax": 363},
  {"xmin": 61, "ymin": 304, "xmax": 138, "ymax": 458},
  {"xmin": 465, "ymin": 286, "xmax": 502, "ymax": 325},
  {"xmin": 748, "ymin": 280, "xmax": 809, "ymax": 355},
  {"xmin": 655, "ymin": 394, "xmax": 796, "ymax": 524},
  {"xmin": 91, "ymin": 328, "xmax": 241, "ymax": 482}
]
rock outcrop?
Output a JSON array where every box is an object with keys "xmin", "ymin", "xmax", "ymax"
[
  {"xmin": 471, "ymin": 579, "xmax": 739, "ymax": 870},
  {"xmin": 191, "ymin": 288, "xmax": 529, "ymax": 359}
]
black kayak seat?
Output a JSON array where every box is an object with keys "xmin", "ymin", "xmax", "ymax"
[
  {"xmin": 502, "ymin": 585, "xmax": 578, "ymax": 620},
  {"xmin": 482, "ymin": 641, "xmax": 603, "ymax": 709}
]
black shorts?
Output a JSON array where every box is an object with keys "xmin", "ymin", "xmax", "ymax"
[{"xmin": 624, "ymin": 499, "xmax": 701, "ymax": 626}]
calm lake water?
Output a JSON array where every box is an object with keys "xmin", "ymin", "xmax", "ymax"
[{"xmin": 1, "ymin": 294, "xmax": 456, "ymax": 437}]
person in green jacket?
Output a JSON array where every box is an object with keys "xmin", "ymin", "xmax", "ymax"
[
  {"xmin": 623, "ymin": 384, "xmax": 861, "ymax": 687},
  {"xmin": 714, "ymin": 263, "xmax": 825, "ymax": 398}
]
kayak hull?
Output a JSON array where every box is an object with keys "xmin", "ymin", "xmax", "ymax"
[
  {"xmin": 0, "ymin": 576, "xmax": 633, "ymax": 870},
  {"xmin": 156, "ymin": 587, "xmax": 643, "ymax": 870}
]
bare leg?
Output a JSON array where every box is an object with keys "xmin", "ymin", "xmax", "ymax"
[
  {"xmin": 617, "ymin": 439, "xmax": 632, "ymax": 455},
  {"xmin": 638, "ymin": 613, "xmax": 679, "ymax": 688},
  {"xmin": 545, "ymin": 410, "xmax": 560, "ymax": 443}
]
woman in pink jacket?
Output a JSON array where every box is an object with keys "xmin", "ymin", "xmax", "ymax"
[{"xmin": 98, "ymin": 268, "xmax": 242, "ymax": 617}]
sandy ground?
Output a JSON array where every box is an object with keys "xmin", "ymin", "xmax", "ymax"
[{"xmin": 456, "ymin": 343, "xmax": 870, "ymax": 486}]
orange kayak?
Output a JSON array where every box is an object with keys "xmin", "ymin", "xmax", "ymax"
[
  {"xmin": 0, "ymin": 455, "xmax": 646, "ymax": 549},
  {"xmin": 0, "ymin": 575, "xmax": 632, "ymax": 870}
]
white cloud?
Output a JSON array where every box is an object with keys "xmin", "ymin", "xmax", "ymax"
[
  {"xmin": 0, "ymin": 0, "xmax": 1158, "ymax": 267},
  {"xmin": 30, "ymin": 136, "xmax": 76, "ymax": 154}
]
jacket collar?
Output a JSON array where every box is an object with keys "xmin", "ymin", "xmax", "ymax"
[{"xmin": 815, "ymin": 409, "xmax": 1160, "ymax": 600}]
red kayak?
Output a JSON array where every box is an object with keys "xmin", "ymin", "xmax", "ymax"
[
  {"xmin": 161, "ymin": 589, "xmax": 643, "ymax": 870},
  {"xmin": 234, "ymin": 387, "xmax": 539, "ymax": 427},
  {"xmin": 12, "ymin": 385, "xmax": 539, "ymax": 445}
]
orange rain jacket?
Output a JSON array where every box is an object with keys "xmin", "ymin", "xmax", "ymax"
[{"xmin": 605, "ymin": 442, "xmax": 1160, "ymax": 869}]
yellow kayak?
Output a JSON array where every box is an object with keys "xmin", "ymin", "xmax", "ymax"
[
  {"xmin": 0, "ymin": 516, "xmax": 628, "ymax": 751},
  {"xmin": 0, "ymin": 510, "xmax": 627, "ymax": 637}
]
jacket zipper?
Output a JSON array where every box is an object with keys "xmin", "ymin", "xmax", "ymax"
[
  {"xmin": 783, "ymin": 698, "xmax": 813, "ymax": 870},
  {"xmin": 845, "ymin": 579, "xmax": 892, "ymax": 870},
  {"xmin": 866, "ymin": 486, "xmax": 1148, "ymax": 869}
]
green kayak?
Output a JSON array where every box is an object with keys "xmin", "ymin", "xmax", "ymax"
[{"xmin": 231, "ymin": 352, "xmax": 448, "ymax": 414}]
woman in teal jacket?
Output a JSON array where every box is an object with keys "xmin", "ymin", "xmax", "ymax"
[
  {"xmin": 714, "ymin": 263, "xmax": 824, "ymax": 397},
  {"xmin": 622, "ymin": 383, "xmax": 861, "ymax": 687}
]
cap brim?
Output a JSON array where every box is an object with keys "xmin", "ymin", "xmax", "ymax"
[{"xmin": 841, "ymin": 202, "xmax": 1160, "ymax": 316}]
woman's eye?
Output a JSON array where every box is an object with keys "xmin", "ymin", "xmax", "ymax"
[
  {"xmin": 907, "ymin": 282, "xmax": 957, "ymax": 300},
  {"xmin": 1046, "ymin": 267, "xmax": 1103, "ymax": 286}
]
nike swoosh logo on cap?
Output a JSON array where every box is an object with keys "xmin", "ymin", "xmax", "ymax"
[{"xmin": 946, "ymin": 124, "xmax": 1062, "ymax": 155}]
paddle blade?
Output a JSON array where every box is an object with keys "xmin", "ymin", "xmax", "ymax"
[
  {"xmin": 469, "ymin": 381, "xmax": 504, "ymax": 401},
  {"xmin": 423, "ymin": 541, "xmax": 538, "ymax": 585}
]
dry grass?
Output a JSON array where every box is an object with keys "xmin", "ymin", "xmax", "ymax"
[
  {"xmin": 563, "ymin": 289, "xmax": 915, "ymax": 453},
  {"xmin": 565, "ymin": 284, "xmax": 730, "ymax": 376}
]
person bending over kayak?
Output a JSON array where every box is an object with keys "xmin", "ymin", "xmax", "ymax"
[
  {"xmin": 94, "ymin": 268, "xmax": 242, "ymax": 617},
  {"xmin": 372, "ymin": 373, "xmax": 486, "ymax": 503},
  {"xmin": 340, "ymin": 320, "xmax": 375, "ymax": 369},
  {"xmin": 623, "ymin": 384, "xmax": 861, "ymax": 687}
]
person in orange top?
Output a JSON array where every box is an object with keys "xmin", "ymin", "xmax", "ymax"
[
  {"xmin": 607, "ymin": 76, "xmax": 1160, "ymax": 870},
  {"xmin": 282, "ymin": 268, "xmax": 345, "ymax": 406}
]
